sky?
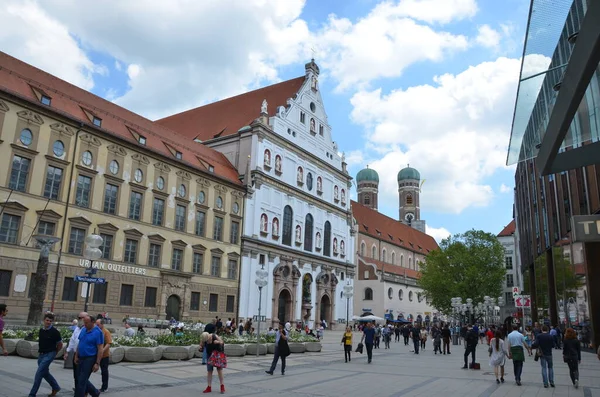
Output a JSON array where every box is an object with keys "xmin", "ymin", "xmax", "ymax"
[{"xmin": 0, "ymin": 0, "xmax": 534, "ymax": 242}]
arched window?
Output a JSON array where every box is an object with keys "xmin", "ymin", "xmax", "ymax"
[
  {"xmin": 400, "ymin": 255, "xmax": 404, "ymax": 267},
  {"xmin": 391, "ymin": 252, "xmax": 396, "ymax": 265},
  {"xmin": 399, "ymin": 289, "xmax": 403, "ymax": 300},
  {"xmin": 406, "ymin": 194, "xmax": 413, "ymax": 205},
  {"xmin": 409, "ymin": 257, "xmax": 413, "ymax": 269},
  {"xmin": 360, "ymin": 242, "xmax": 366, "ymax": 256},
  {"xmin": 282, "ymin": 205, "xmax": 293, "ymax": 246},
  {"xmin": 371, "ymin": 245, "xmax": 376, "ymax": 259},
  {"xmin": 304, "ymin": 214, "xmax": 313, "ymax": 251},
  {"xmin": 323, "ymin": 221, "xmax": 332, "ymax": 256},
  {"xmin": 382, "ymin": 249, "xmax": 387, "ymax": 263},
  {"xmin": 409, "ymin": 291, "xmax": 413, "ymax": 301},
  {"xmin": 364, "ymin": 288, "xmax": 373, "ymax": 301},
  {"xmin": 340, "ymin": 272, "xmax": 345, "ymax": 281},
  {"xmin": 388, "ymin": 287, "xmax": 393, "ymax": 299},
  {"xmin": 364, "ymin": 194, "xmax": 370, "ymax": 205}
]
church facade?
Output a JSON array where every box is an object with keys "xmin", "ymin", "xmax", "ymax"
[
  {"xmin": 157, "ymin": 61, "xmax": 354, "ymax": 329},
  {"xmin": 352, "ymin": 166, "xmax": 438, "ymax": 323}
]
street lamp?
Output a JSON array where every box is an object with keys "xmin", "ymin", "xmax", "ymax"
[
  {"xmin": 343, "ymin": 283, "xmax": 354, "ymax": 324},
  {"xmin": 83, "ymin": 232, "xmax": 103, "ymax": 312},
  {"xmin": 254, "ymin": 264, "xmax": 268, "ymax": 357}
]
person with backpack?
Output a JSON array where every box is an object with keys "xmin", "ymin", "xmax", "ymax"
[{"xmin": 463, "ymin": 325, "xmax": 479, "ymax": 369}]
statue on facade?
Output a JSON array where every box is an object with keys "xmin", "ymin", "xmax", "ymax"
[{"xmin": 261, "ymin": 99, "xmax": 268, "ymax": 114}]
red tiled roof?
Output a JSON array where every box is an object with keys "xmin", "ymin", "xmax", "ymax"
[
  {"xmin": 156, "ymin": 76, "xmax": 306, "ymax": 141},
  {"xmin": 0, "ymin": 52, "xmax": 241, "ymax": 185},
  {"xmin": 358, "ymin": 255, "xmax": 421, "ymax": 279},
  {"xmin": 351, "ymin": 200, "xmax": 439, "ymax": 254},
  {"xmin": 498, "ymin": 220, "xmax": 516, "ymax": 237}
]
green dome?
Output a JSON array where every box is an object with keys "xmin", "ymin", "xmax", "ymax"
[
  {"xmin": 397, "ymin": 166, "xmax": 420, "ymax": 181},
  {"xmin": 356, "ymin": 167, "xmax": 379, "ymax": 183}
]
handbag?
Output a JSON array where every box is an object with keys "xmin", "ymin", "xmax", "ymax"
[
  {"xmin": 534, "ymin": 348, "xmax": 541, "ymax": 362},
  {"xmin": 208, "ymin": 350, "xmax": 228, "ymax": 369}
]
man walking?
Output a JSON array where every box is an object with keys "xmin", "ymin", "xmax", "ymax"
[
  {"xmin": 442, "ymin": 324, "xmax": 451, "ymax": 355},
  {"xmin": 532, "ymin": 325, "xmax": 555, "ymax": 388},
  {"xmin": 507, "ymin": 324, "xmax": 531, "ymax": 386},
  {"xmin": 29, "ymin": 312, "xmax": 62, "ymax": 397},
  {"xmin": 74, "ymin": 314, "xmax": 103, "ymax": 397},
  {"xmin": 96, "ymin": 319, "xmax": 112, "ymax": 392},
  {"xmin": 411, "ymin": 323, "xmax": 421, "ymax": 354},
  {"xmin": 360, "ymin": 322, "xmax": 375, "ymax": 364},
  {"xmin": 64, "ymin": 312, "xmax": 87, "ymax": 391},
  {"xmin": 462, "ymin": 325, "xmax": 478, "ymax": 369},
  {"xmin": 402, "ymin": 325, "xmax": 410, "ymax": 345},
  {"xmin": 0, "ymin": 304, "xmax": 8, "ymax": 356}
]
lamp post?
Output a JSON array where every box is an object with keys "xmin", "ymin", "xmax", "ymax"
[
  {"xmin": 343, "ymin": 283, "xmax": 354, "ymax": 324},
  {"xmin": 254, "ymin": 264, "xmax": 268, "ymax": 357},
  {"xmin": 497, "ymin": 296, "xmax": 505, "ymax": 325},
  {"xmin": 83, "ymin": 232, "xmax": 103, "ymax": 312}
]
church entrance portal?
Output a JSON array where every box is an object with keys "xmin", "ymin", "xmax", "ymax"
[
  {"xmin": 278, "ymin": 289, "xmax": 292, "ymax": 325},
  {"xmin": 166, "ymin": 295, "xmax": 181, "ymax": 321},
  {"xmin": 320, "ymin": 294, "xmax": 331, "ymax": 324}
]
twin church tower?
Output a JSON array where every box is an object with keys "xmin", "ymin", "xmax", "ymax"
[{"xmin": 355, "ymin": 165, "xmax": 426, "ymax": 233}]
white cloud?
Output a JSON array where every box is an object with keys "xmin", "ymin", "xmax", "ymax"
[
  {"xmin": 127, "ymin": 64, "xmax": 141, "ymax": 80},
  {"xmin": 499, "ymin": 183, "xmax": 512, "ymax": 193},
  {"xmin": 390, "ymin": 0, "xmax": 478, "ymax": 24},
  {"xmin": 476, "ymin": 25, "xmax": 501, "ymax": 48},
  {"xmin": 0, "ymin": 0, "xmax": 101, "ymax": 90},
  {"xmin": 351, "ymin": 57, "xmax": 523, "ymax": 214},
  {"xmin": 426, "ymin": 225, "xmax": 451, "ymax": 242}
]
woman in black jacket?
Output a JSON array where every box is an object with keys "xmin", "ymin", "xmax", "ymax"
[{"xmin": 562, "ymin": 328, "xmax": 581, "ymax": 389}]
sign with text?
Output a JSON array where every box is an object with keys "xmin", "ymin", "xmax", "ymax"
[
  {"xmin": 75, "ymin": 275, "xmax": 106, "ymax": 284},
  {"xmin": 571, "ymin": 215, "xmax": 600, "ymax": 242},
  {"xmin": 253, "ymin": 315, "xmax": 266, "ymax": 322},
  {"xmin": 512, "ymin": 287, "xmax": 520, "ymax": 298}
]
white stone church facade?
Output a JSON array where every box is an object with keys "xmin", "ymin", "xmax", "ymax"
[{"xmin": 158, "ymin": 61, "xmax": 354, "ymax": 329}]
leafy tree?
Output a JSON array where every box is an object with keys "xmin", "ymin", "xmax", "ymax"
[{"xmin": 418, "ymin": 229, "xmax": 506, "ymax": 314}]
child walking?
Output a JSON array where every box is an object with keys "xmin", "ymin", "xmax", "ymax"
[{"xmin": 341, "ymin": 326, "xmax": 353, "ymax": 362}]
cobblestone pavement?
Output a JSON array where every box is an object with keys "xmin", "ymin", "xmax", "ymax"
[{"xmin": 2, "ymin": 331, "xmax": 599, "ymax": 397}]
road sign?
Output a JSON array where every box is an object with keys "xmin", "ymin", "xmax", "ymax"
[
  {"xmin": 515, "ymin": 295, "xmax": 531, "ymax": 308},
  {"xmin": 252, "ymin": 315, "xmax": 266, "ymax": 322},
  {"xmin": 74, "ymin": 275, "xmax": 106, "ymax": 284},
  {"xmin": 84, "ymin": 268, "xmax": 98, "ymax": 275},
  {"xmin": 512, "ymin": 287, "xmax": 520, "ymax": 298}
]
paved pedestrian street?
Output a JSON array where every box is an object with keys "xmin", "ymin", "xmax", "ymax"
[{"xmin": 1, "ymin": 332, "xmax": 599, "ymax": 397}]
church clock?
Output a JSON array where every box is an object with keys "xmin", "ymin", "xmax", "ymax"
[{"xmin": 405, "ymin": 212, "xmax": 414, "ymax": 223}]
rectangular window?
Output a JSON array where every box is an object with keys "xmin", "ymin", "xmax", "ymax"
[
  {"xmin": 92, "ymin": 282, "xmax": 108, "ymax": 304},
  {"xmin": 0, "ymin": 214, "xmax": 21, "ymax": 244},
  {"xmin": 128, "ymin": 191, "xmax": 143, "ymax": 221},
  {"xmin": 62, "ymin": 277, "xmax": 78, "ymax": 302},
  {"xmin": 75, "ymin": 175, "xmax": 92, "ymax": 207},
  {"xmin": 504, "ymin": 292, "xmax": 513, "ymax": 305},
  {"xmin": 148, "ymin": 243, "xmax": 161, "ymax": 268},
  {"xmin": 37, "ymin": 220, "xmax": 55, "ymax": 236},
  {"xmin": 120, "ymin": 284, "xmax": 134, "ymax": 306},
  {"xmin": 226, "ymin": 295, "xmax": 235, "ymax": 313},
  {"xmin": 195, "ymin": 211, "xmax": 206, "ymax": 236},
  {"xmin": 9, "ymin": 155, "xmax": 31, "ymax": 192},
  {"xmin": 227, "ymin": 259, "xmax": 237, "ymax": 280},
  {"xmin": 175, "ymin": 151, "xmax": 182, "ymax": 159},
  {"xmin": 68, "ymin": 227, "xmax": 86, "ymax": 255},
  {"xmin": 213, "ymin": 216, "xmax": 223, "ymax": 241},
  {"xmin": 505, "ymin": 257, "xmax": 513, "ymax": 270},
  {"xmin": 193, "ymin": 252, "xmax": 203, "ymax": 274},
  {"xmin": 211, "ymin": 256, "xmax": 221, "ymax": 277},
  {"xmin": 103, "ymin": 183, "xmax": 119, "ymax": 215},
  {"xmin": 41, "ymin": 95, "xmax": 51, "ymax": 106},
  {"xmin": 230, "ymin": 221, "xmax": 239, "ymax": 244},
  {"xmin": 506, "ymin": 274, "xmax": 514, "ymax": 288},
  {"xmin": 144, "ymin": 287, "xmax": 157, "ymax": 307},
  {"xmin": 190, "ymin": 292, "xmax": 200, "ymax": 311},
  {"xmin": 300, "ymin": 112, "xmax": 305, "ymax": 124},
  {"xmin": 175, "ymin": 205, "xmax": 186, "ymax": 231},
  {"xmin": 319, "ymin": 125, "xmax": 324, "ymax": 135},
  {"xmin": 99, "ymin": 233, "xmax": 113, "ymax": 260},
  {"xmin": 152, "ymin": 198, "xmax": 164, "ymax": 226},
  {"xmin": 209, "ymin": 293, "xmax": 218, "ymax": 312},
  {"xmin": 124, "ymin": 239, "xmax": 138, "ymax": 264},
  {"xmin": 92, "ymin": 116, "xmax": 102, "ymax": 127},
  {"xmin": 43, "ymin": 166, "xmax": 63, "ymax": 200},
  {"xmin": 0, "ymin": 270, "xmax": 11, "ymax": 296},
  {"xmin": 171, "ymin": 248, "xmax": 183, "ymax": 271},
  {"xmin": 139, "ymin": 136, "xmax": 146, "ymax": 145}
]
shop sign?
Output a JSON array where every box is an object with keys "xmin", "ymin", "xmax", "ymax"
[
  {"xmin": 571, "ymin": 215, "xmax": 600, "ymax": 242},
  {"xmin": 79, "ymin": 259, "xmax": 148, "ymax": 275}
]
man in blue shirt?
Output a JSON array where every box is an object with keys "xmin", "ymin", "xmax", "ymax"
[
  {"xmin": 360, "ymin": 322, "xmax": 375, "ymax": 364},
  {"xmin": 74, "ymin": 314, "xmax": 104, "ymax": 397}
]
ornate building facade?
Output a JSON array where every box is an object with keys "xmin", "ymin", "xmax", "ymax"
[
  {"xmin": 0, "ymin": 52, "xmax": 244, "ymax": 322},
  {"xmin": 157, "ymin": 60, "xmax": 354, "ymax": 329}
]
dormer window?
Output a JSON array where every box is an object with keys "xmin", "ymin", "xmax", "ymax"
[
  {"xmin": 92, "ymin": 116, "xmax": 102, "ymax": 127},
  {"xmin": 41, "ymin": 95, "xmax": 51, "ymax": 106},
  {"xmin": 175, "ymin": 151, "xmax": 182, "ymax": 160},
  {"xmin": 138, "ymin": 136, "xmax": 146, "ymax": 145},
  {"xmin": 208, "ymin": 166, "xmax": 214, "ymax": 173}
]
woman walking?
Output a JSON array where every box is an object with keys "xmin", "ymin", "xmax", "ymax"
[
  {"xmin": 563, "ymin": 328, "xmax": 581, "ymax": 389},
  {"xmin": 201, "ymin": 332, "xmax": 226, "ymax": 393},
  {"xmin": 420, "ymin": 327, "xmax": 428, "ymax": 351},
  {"xmin": 341, "ymin": 326, "xmax": 353, "ymax": 362},
  {"xmin": 489, "ymin": 330, "xmax": 506, "ymax": 383}
]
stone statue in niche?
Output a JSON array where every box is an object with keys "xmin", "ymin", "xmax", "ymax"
[
  {"xmin": 275, "ymin": 155, "xmax": 282, "ymax": 173},
  {"xmin": 317, "ymin": 176, "xmax": 322, "ymax": 192},
  {"xmin": 311, "ymin": 76, "xmax": 318, "ymax": 91},
  {"xmin": 302, "ymin": 273, "xmax": 312, "ymax": 303},
  {"xmin": 261, "ymin": 99, "xmax": 268, "ymax": 114},
  {"xmin": 260, "ymin": 213, "xmax": 268, "ymax": 233},
  {"xmin": 333, "ymin": 238, "xmax": 338, "ymax": 254},
  {"xmin": 340, "ymin": 240, "xmax": 345, "ymax": 256},
  {"xmin": 310, "ymin": 118, "xmax": 316, "ymax": 133},
  {"xmin": 341, "ymin": 189, "xmax": 346, "ymax": 203},
  {"xmin": 297, "ymin": 167, "xmax": 303, "ymax": 183},
  {"xmin": 272, "ymin": 217, "xmax": 279, "ymax": 236},
  {"xmin": 264, "ymin": 149, "xmax": 271, "ymax": 167},
  {"xmin": 316, "ymin": 232, "xmax": 322, "ymax": 248},
  {"xmin": 334, "ymin": 185, "xmax": 339, "ymax": 200},
  {"xmin": 295, "ymin": 225, "xmax": 302, "ymax": 243}
]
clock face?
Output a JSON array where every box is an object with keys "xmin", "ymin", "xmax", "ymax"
[{"xmin": 405, "ymin": 213, "xmax": 414, "ymax": 222}]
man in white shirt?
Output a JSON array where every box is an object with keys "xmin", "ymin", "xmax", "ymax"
[
  {"xmin": 64, "ymin": 312, "xmax": 87, "ymax": 391},
  {"xmin": 506, "ymin": 324, "xmax": 531, "ymax": 386},
  {"xmin": 124, "ymin": 323, "xmax": 135, "ymax": 337}
]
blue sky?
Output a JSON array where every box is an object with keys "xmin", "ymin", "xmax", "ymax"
[{"xmin": 0, "ymin": 0, "xmax": 535, "ymax": 241}]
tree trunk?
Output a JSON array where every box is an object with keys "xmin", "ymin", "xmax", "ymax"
[{"xmin": 27, "ymin": 255, "xmax": 49, "ymax": 325}]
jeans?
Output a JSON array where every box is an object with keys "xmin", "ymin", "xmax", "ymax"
[
  {"xmin": 403, "ymin": 335, "xmax": 409, "ymax": 345},
  {"xmin": 202, "ymin": 348, "xmax": 207, "ymax": 364},
  {"xmin": 413, "ymin": 339, "xmax": 420, "ymax": 354},
  {"xmin": 29, "ymin": 351, "xmax": 60, "ymax": 397},
  {"xmin": 75, "ymin": 356, "xmax": 99, "ymax": 397},
  {"xmin": 100, "ymin": 357, "xmax": 109, "ymax": 390},
  {"xmin": 395, "ymin": 333, "xmax": 400, "ymax": 342},
  {"xmin": 566, "ymin": 358, "xmax": 579, "ymax": 384},
  {"xmin": 540, "ymin": 355, "xmax": 554, "ymax": 385},
  {"xmin": 464, "ymin": 345, "xmax": 476, "ymax": 367},
  {"xmin": 513, "ymin": 360, "xmax": 524, "ymax": 381},
  {"xmin": 268, "ymin": 347, "xmax": 286, "ymax": 374},
  {"xmin": 365, "ymin": 342, "xmax": 373, "ymax": 362}
]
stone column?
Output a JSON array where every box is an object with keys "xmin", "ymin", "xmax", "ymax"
[
  {"xmin": 584, "ymin": 242, "xmax": 600, "ymax": 351},
  {"xmin": 546, "ymin": 249, "xmax": 559, "ymax": 326}
]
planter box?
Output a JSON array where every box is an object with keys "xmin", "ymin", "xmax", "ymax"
[
  {"xmin": 161, "ymin": 346, "xmax": 195, "ymax": 360},
  {"xmin": 16, "ymin": 340, "xmax": 39, "ymax": 358},
  {"xmin": 245, "ymin": 343, "xmax": 267, "ymax": 355},
  {"xmin": 288, "ymin": 342, "xmax": 306, "ymax": 353},
  {"xmin": 1, "ymin": 339, "xmax": 19, "ymax": 355},
  {"xmin": 123, "ymin": 346, "xmax": 163, "ymax": 362},
  {"xmin": 109, "ymin": 347, "xmax": 125, "ymax": 364},
  {"xmin": 194, "ymin": 348, "xmax": 203, "ymax": 359},
  {"xmin": 304, "ymin": 342, "xmax": 322, "ymax": 352},
  {"xmin": 224, "ymin": 344, "xmax": 246, "ymax": 357},
  {"xmin": 267, "ymin": 343, "xmax": 276, "ymax": 354}
]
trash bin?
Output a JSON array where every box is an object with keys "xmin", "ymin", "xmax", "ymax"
[{"xmin": 452, "ymin": 334, "xmax": 459, "ymax": 345}]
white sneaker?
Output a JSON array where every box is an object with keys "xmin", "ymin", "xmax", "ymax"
[{"xmin": 574, "ymin": 379, "xmax": 579, "ymax": 389}]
